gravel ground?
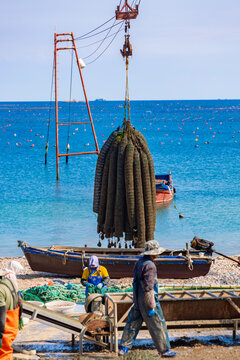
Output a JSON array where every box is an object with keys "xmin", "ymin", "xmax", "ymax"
[{"xmin": 1, "ymin": 255, "xmax": 240, "ymax": 359}]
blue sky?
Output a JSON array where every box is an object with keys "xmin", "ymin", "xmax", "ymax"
[{"xmin": 1, "ymin": 0, "xmax": 240, "ymax": 101}]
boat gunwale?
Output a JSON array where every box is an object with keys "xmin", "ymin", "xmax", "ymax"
[{"xmin": 19, "ymin": 243, "xmax": 212, "ymax": 264}]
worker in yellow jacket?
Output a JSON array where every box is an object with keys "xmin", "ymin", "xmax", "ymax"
[{"xmin": 81, "ymin": 256, "xmax": 110, "ymax": 296}]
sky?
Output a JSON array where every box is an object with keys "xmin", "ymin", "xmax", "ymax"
[{"xmin": 1, "ymin": 0, "xmax": 240, "ymax": 101}]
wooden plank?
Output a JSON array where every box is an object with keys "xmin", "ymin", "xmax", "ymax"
[{"xmin": 227, "ymin": 298, "xmax": 240, "ymax": 315}]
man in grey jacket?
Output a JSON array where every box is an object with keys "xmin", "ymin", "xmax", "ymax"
[{"xmin": 119, "ymin": 240, "xmax": 177, "ymax": 358}]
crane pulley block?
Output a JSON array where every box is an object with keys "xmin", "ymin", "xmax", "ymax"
[
  {"xmin": 120, "ymin": 35, "xmax": 132, "ymax": 58},
  {"xmin": 116, "ymin": 2, "xmax": 139, "ymax": 20}
]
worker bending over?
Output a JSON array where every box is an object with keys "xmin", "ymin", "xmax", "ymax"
[
  {"xmin": 0, "ymin": 261, "xmax": 23, "ymax": 360},
  {"xmin": 81, "ymin": 256, "xmax": 110, "ymax": 295},
  {"xmin": 119, "ymin": 240, "xmax": 177, "ymax": 358}
]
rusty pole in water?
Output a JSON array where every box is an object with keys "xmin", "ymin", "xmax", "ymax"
[{"xmin": 54, "ymin": 33, "xmax": 60, "ymax": 180}]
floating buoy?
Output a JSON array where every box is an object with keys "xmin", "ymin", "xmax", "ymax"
[
  {"xmin": 85, "ymin": 143, "xmax": 89, "ymax": 146},
  {"xmin": 31, "ymin": 144, "xmax": 35, "ymax": 147},
  {"xmin": 14, "ymin": 134, "xmax": 17, "ymax": 137}
]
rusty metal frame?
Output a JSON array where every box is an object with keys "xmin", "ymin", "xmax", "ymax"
[
  {"xmin": 116, "ymin": 1, "xmax": 139, "ymax": 20},
  {"xmin": 105, "ymin": 290, "xmax": 240, "ymax": 354},
  {"xmin": 54, "ymin": 32, "xmax": 99, "ymax": 180}
]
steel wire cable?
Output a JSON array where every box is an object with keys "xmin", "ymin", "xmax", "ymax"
[
  {"xmin": 78, "ymin": 28, "xmax": 125, "ymax": 49},
  {"xmin": 44, "ymin": 52, "xmax": 55, "ymax": 164},
  {"xmin": 85, "ymin": 21, "xmax": 124, "ymax": 65},
  {"xmin": 76, "ymin": 21, "xmax": 124, "ymax": 41},
  {"xmin": 75, "ymin": 16, "xmax": 115, "ymax": 40},
  {"xmin": 46, "ymin": 54, "xmax": 55, "ymax": 141},
  {"xmin": 82, "ymin": 17, "xmax": 118, "ymax": 60},
  {"xmin": 66, "ymin": 50, "xmax": 74, "ymax": 153}
]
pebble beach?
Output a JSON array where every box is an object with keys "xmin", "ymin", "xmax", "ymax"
[{"xmin": 1, "ymin": 254, "xmax": 239, "ymax": 291}]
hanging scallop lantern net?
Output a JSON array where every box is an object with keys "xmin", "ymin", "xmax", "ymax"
[{"xmin": 93, "ymin": 120, "xmax": 156, "ymax": 249}]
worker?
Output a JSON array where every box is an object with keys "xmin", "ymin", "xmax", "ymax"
[
  {"xmin": 0, "ymin": 261, "xmax": 23, "ymax": 360},
  {"xmin": 81, "ymin": 256, "xmax": 110, "ymax": 296},
  {"xmin": 119, "ymin": 240, "xmax": 178, "ymax": 358}
]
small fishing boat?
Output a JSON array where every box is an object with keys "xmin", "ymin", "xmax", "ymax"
[
  {"xmin": 18, "ymin": 241, "xmax": 212, "ymax": 279},
  {"xmin": 155, "ymin": 171, "xmax": 175, "ymax": 204}
]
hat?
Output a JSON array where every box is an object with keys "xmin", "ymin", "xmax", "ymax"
[
  {"xmin": 0, "ymin": 261, "xmax": 24, "ymax": 277},
  {"xmin": 140, "ymin": 240, "xmax": 166, "ymax": 256},
  {"xmin": 89, "ymin": 255, "xmax": 99, "ymax": 268},
  {"xmin": 4, "ymin": 261, "xmax": 24, "ymax": 274}
]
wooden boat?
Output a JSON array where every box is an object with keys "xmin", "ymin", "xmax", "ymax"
[
  {"xmin": 155, "ymin": 171, "xmax": 175, "ymax": 204},
  {"xmin": 18, "ymin": 241, "xmax": 212, "ymax": 279}
]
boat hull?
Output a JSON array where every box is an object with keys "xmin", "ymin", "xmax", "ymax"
[
  {"xmin": 19, "ymin": 242, "xmax": 212, "ymax": 279},
  {"xmin": 155, "ymin": 172, "xmax": 174, "ymax": 204},
  {"xmin": 156, "ymin": 190, "xmax": 173, "ymax": 203}
]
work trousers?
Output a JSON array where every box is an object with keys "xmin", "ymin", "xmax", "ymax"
[
  {"xmin": 0, "ymin": 306, "xmax": 19, "ymax": 360},
  {"xmin": 120, "ymin": 298, "xmax": 170, "ymax": 354}
]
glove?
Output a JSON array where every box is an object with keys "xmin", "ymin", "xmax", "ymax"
[
  {"xmin": 148, "ymin": 309, "xmax": 155, "ymax": 317},
  {"xmin": 144, "ymin": 289, "xmax": 156, "ymax": 310},
  {"xmin": 0, "ymin": 338, "xmax": 2, "ymax": 348},
  {"xmin": 85, "ymin": 282, "xmax": 94, "ymax": 287},
  {"xmin": 96, "ymin": 283, "xmax": 103, "ymax": 289}
]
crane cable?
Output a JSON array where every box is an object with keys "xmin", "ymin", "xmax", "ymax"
[
  {"xmin": 82, "ymin": 18, "xmax": 118, "ymax": 60},
  {"xmin": 45, "ymin": 53, "xmax": 55, "ymax": 165},
  {"xmin": 86, "ymin": 21, "xmax": 124, "ymax": 65},
  {"xmin": 66, "ymin": 50, "xmax": 74, "ymax": 164},
  {"xmin": 124, "ymin": 54, "xmax": 130, "ymax": 124},
  {"xmin": 75, "ymin": 16, "xmax": 116, "ymax": 40}
]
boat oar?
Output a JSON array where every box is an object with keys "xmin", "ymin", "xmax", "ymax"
[{"xmin": 191, "ymin": 236, "xmax": 240, "ymax": 266}]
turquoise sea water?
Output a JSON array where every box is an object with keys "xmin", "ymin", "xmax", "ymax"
[{"xmin": 0, "ymin": 100, "xmax": 239, "ymax": 257}]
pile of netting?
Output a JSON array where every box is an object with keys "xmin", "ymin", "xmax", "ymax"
[
  {"xmin": 20, "ymin": 283, "xmax": 133, "ymax": 303},
  {"xmin": 93, "ymin": 122, "xmax": 156, "ymax": 248},
  {"xmin": 20, "ymin": 283, "xmax": 86, "ymax": 303}
]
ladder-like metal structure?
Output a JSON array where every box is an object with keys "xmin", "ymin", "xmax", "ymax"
[{"xmin": 54, "ymin": 32, "xmax": 100, "ymax": 180}]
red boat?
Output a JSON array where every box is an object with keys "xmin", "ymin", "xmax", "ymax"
[{"xmin": 155, "ymin": 171, "xmax": 175, "ymax": 204}]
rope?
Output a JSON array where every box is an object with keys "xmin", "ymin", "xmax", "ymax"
[
  {"xmin": 45, "ymin": 52, "xmax": 55, "ymax": 165},
  {"xmin": 172, "ymin": 197, "xmax": 196, "ymax": 240},
  {"xmin": 124, "ymin": 59, "xmax": 130, "ymax": 124},
  {"xmin": 66, "ymin": 50, "xmax": 74, "ymax": 163}
]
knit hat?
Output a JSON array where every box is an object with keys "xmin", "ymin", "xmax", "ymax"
[{"xmin": 140, "ymin": 240, "xmax": 166, "ymax": 256}]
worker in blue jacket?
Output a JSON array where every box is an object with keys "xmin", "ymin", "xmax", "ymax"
[
  {"xmin": 81, "ymin": 256, "xmax": 110, "ymax": 296},
  {"xmin": 119, "ymin": 240, "xmax": 177, "ymax": 358}
]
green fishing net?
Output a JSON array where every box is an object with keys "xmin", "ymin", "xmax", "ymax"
[{"xmin": 20, "ymin": 283, "xmax": 133, "ymax": 303}]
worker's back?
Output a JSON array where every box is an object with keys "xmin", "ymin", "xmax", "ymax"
[{"xmin": 0, "ymin": 277, "xmax": 18, "ymax": 311}]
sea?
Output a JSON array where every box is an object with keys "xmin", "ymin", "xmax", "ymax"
[{"xmin": 0, "ymin": 100, "xmax": 239, "ymax": 257}]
